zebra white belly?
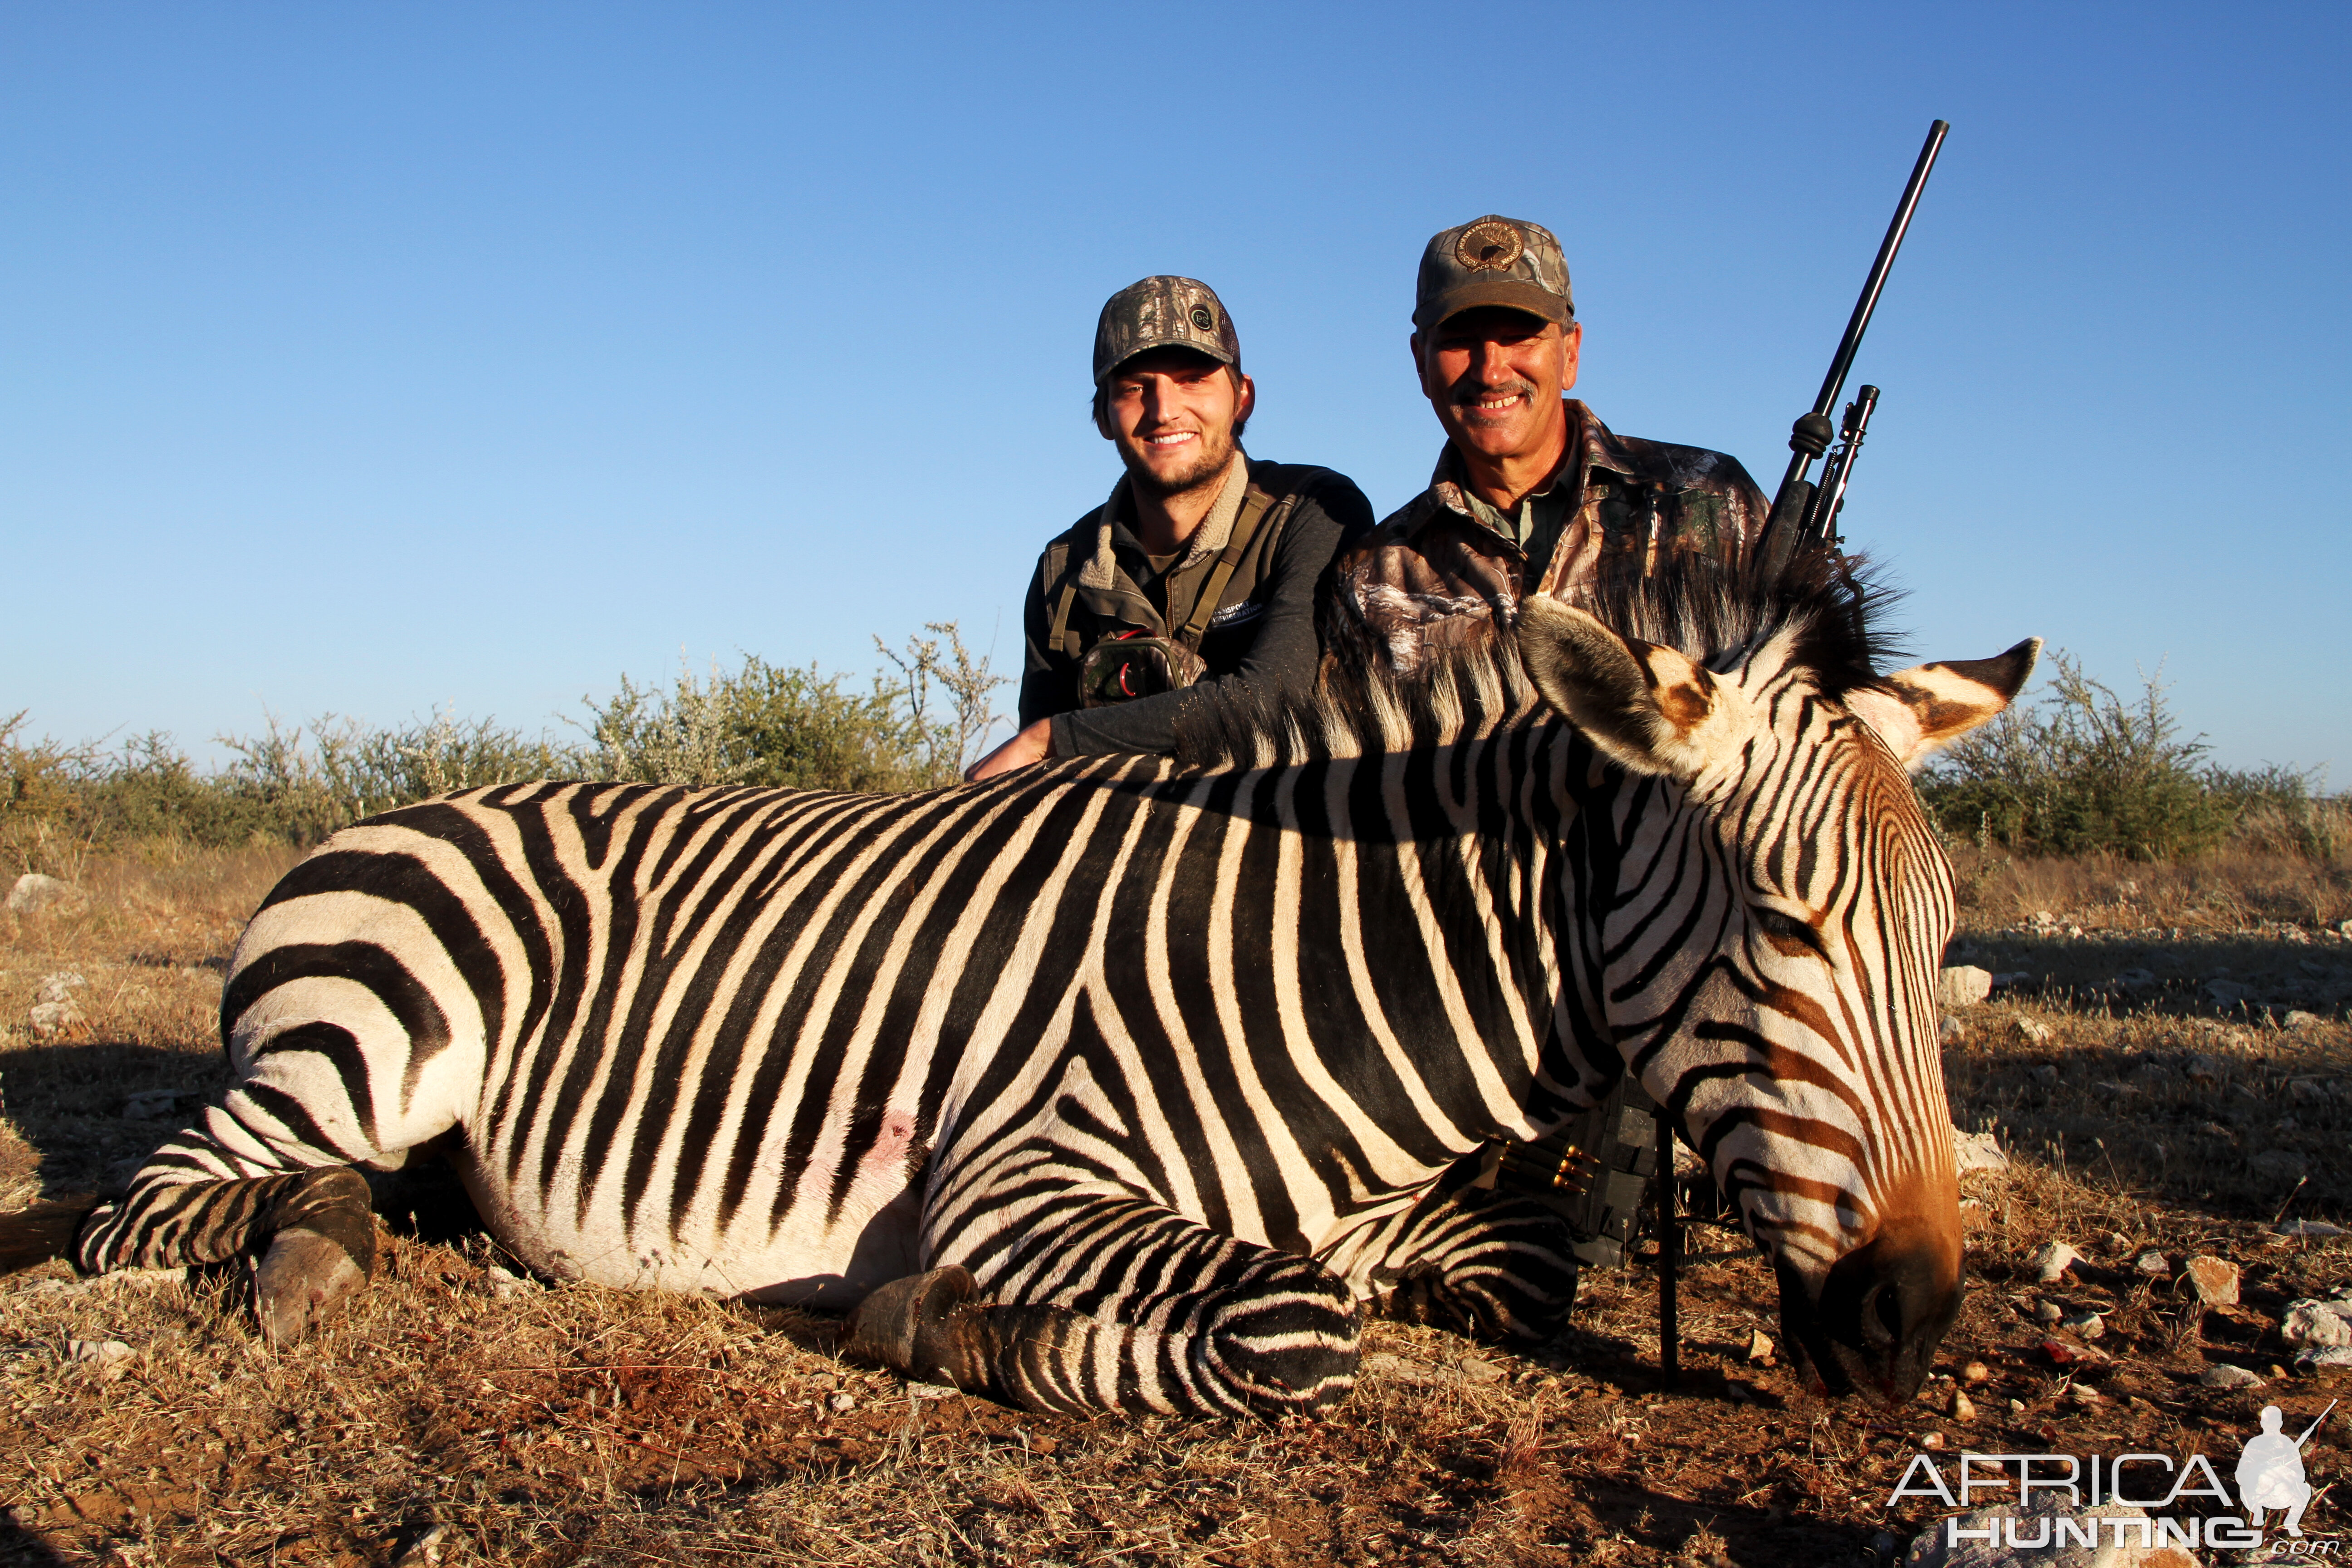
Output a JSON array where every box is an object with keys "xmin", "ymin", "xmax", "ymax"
[{"xmin": 454, "ymin": 1137, "xmax": 925, "ymax": 1306}]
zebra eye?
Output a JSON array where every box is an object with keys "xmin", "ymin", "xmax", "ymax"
[{"xmin": 1750, "ymin": 904, "xmax": 1821, "ymax": 950}]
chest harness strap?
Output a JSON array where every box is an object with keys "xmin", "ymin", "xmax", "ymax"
[{"xmin": 1047, "ymin": 484, "xmax": 1286, "ymax": 663}]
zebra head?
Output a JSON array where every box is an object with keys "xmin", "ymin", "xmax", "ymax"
[{"xmin": 1516, "ymin": 568, "xmax": 2037, "ymax": 1404}]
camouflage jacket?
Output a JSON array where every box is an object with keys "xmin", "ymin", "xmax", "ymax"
[{"xmin": 1325, "ymin": 401, "xmax": 1768, "ymax": 675}]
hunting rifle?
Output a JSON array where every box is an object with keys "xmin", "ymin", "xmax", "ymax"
[{"xmin": 1760, "ymin": 119, "xmax": 1949, "ymax": 558}]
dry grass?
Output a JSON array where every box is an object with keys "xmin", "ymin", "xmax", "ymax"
[
  {"xmin": 1, "ymin": 847, "xmax": 2347, "ymax": 1566},
  {"xmin": 1950, "ymin": 840, "xmax": 2352, "ymax": 934}
]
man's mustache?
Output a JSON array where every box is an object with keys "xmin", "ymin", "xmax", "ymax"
[{"xmin": 1449, "ymin": 377, "xmax": 1539, "ymax": 407}]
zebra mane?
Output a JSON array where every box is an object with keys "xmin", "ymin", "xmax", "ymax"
[{"xmin": 1172, "ymin": 545, "xmax": 1905, "ymax": 770}]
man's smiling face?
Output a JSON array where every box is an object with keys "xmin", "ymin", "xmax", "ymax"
[
  {"xmin": 1414, "ymin": 306, "xmax": 1580, "ymax": 469},
  {"xmin": 1101, "ymin": 347, "xmax": 1254, "ymax": 499}
]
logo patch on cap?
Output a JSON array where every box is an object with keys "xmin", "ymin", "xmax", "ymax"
[
  {"xmin": 1454, "ymin": 218, "xmax": 1523, "ymax": 273},
  {"xmin": 1190, "ymin": 305, "xmax": 1215, "ymax": 331}
]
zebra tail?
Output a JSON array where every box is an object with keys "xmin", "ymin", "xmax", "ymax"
[{"xmin": 0, "ymin": 1196, "xmax": 102, "ymax": 1276}]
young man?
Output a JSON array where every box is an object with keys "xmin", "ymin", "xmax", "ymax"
[
  {"xmin": 1324, "ymin": 216, "xmax": 1773, "ymax": 1273},
  {"xmin": 967, "ymin": 277, "xmax": 1371, "ymax": 780},
  {"xmin": 1326, "ymin": 215, "xmax": 1768, "ymax": 674}
]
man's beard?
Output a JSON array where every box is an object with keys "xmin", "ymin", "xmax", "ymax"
[{"xmin": 1121, "ymin": 426, "xmax": 1236, "ymax": 499}]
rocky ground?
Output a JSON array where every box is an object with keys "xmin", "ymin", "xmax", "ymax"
[{"xmin": 0, "ymin": 847, "xmax": 2345, "ymax": 1566}]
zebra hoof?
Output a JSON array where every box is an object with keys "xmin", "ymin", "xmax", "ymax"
[
  {"xmin": 254, "ymin": 1225, "xmax": 372, "ymax": 1344},
  {"xmin": 841, "ymin": 1265, "xmax": 981, "ymax": 1385}
]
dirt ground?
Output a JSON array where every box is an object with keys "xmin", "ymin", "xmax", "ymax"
[{"xmin": 0, "ymin": 844, "xmax": 2346, "ymax": 1566}]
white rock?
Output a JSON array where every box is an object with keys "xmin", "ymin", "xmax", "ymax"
[
  {"xmin": 2014, "ymin": 1017, "xmax": 2053, "ymax": 1045},
  {"xmin": 2117, "ymin": 968, "xmax": 2157, "ymax": 989},
  {"xmin": 2132, "ymin": 1250, "xmax": 2170, "ymax": 1276},
  {"xmin": 121, "ymin": 1090, "xmax": 181, "ymax": 1121},
  {"xmin": 2297, "ymin": 1346, "xmax": 2352, "ymax": 1370},
  {"xmin": 2280, "ymin": 1298, "xmax": 2352, "ymax": 1348},
  {"xmin": 1939, "ymin": 1015, "xmax": 1967, "ymax": 1046},
  {"xmin": 1937, "ymin": 966, "xmax": 1993, "ymax": 1008},
  {"xmin": 6, "ymin": 873, "xmax": 78, "ymax": 915},
  {"xmin": 481, "ymin": 1264, "xmax": 537, "ymax": 1298},
  {"xmin": 2205, "ymin": 979, "xmax": 2248, "ymax": 1006},
  {"xmin": 1746, "ymin": 1329, "xmax": 1775, "ymax": 1363},
  {"xmin": 828, "ymin": 1392, "xmax": 856, "ymax": 1412},
  {"xmin": 2029, "ymin": 1240, "xmax": 2081, "ymax": 1283},
  {"xmin": 2276, "ymin": 1219, "xmax": 2347, "ymax": 1237},
  {"xmin": 68, "ymin": 1337, "xmax": 133, "ymax": 1363},
  {"xmin": 34, "ymin": 971, "xmax": 87, "ymax": 1004},
  {"xmin": 2057, "ymin": 1309, "xmax": 2105, "ymax": 1339},
  {"xmin": 2199, "ymin": 1362, "xmax": 2263, "ymax": 1388},
  {"xmin": 65, "ymin": 1339, "xmax": 135, "ymax": 1379},
  {"xmin": 1953, "ymin": 1130, "xmax": 2008, "ymax": 1173},
  {"xmin": 27, "ymin": 1001, "xmax": 82, "ymax": 1043},
  {"xmin": 2282, "ymin": 1009, "xmax": 2322, "ymax": 1029}
]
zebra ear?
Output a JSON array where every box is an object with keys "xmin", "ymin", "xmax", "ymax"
[
  {"xmin": 1847, "ymin": 638, "xmax": 2042, "ymax": 767},
  {"xmin": 1515, "ymin": 596, "xmax": 1740, "ymax": 779}
]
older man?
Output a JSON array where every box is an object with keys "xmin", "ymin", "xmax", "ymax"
[
  {"xmin": 1328, "ymin": 215, "xmax": 1767, "ymax": 673},
  {"xmin": 969, "ymin": 276, "xmax": 1371, "ymax": 779},
  {"xmin": 1326, "ymin": 216, "xmax": 1772, "ymax": 1271}
]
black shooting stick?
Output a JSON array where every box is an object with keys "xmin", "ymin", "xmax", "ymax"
[
  {"xmin": 1657, "ymin": 1116, "xmax": 1680, "ymax": 1389},
  {"xmin": 1765, "ymin": 119, "xmax": 1949, "ymax": 549}
]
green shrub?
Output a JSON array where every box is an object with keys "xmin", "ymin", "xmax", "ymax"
[
  {"xmin": 575, "ymin": 623, "xmax": 1004, "ymax": 794},
  {"xmin": 1916, "ymin": 652, "xmax": 2335, "ymax": 862},
  {"xmin": 1, "ymin": 623, "xmax": 1008, "ymax": 867}
]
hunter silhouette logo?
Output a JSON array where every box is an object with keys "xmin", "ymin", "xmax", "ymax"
[{"xmin": 2239, "ymin": 1401, "xmax": 2329, "ymax": 1538}]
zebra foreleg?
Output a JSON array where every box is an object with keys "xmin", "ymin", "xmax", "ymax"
[
  {"xmin": 76, "ymin": 1120, "xmax": 382, "ymax": 1344},
  {"xmin": 1367, "ymin": 1184, "xmax": 1579, "ymax": 1346},
  {"xmin": 844, "ymin": 1198, "xmax": 1361, "ymax": 1418}
]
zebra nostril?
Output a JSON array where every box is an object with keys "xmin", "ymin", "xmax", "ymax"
[
  {"xmin": 1874, "ymin": 1281, "xmax": 1905, "ymax": 1344},
  {"xmin": 1857, "ymin": 1280, "xmax": 1901, "ymax": 1350}
]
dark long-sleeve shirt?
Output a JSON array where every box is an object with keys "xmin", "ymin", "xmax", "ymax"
[{"xmin": 1019, "ymin": 456, "xmax": 1373, "ymax": 756}]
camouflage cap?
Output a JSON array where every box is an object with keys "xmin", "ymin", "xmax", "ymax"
[
  {"xmin": 1092, "ymin": 276, "xmax": 1240, "ymax": 385},
  {"xmin": 1413, "ymin": 216, "xmax": 1573, "ymax": 332}
]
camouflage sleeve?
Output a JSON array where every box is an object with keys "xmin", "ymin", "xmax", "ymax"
[
  {"xmin": 1656, "ymin": 448, "xmax": 1771, "ymax": 563},
  {"xmin": 1714, "ymin": 453, "xmax": 1770, "ymax": 549}
]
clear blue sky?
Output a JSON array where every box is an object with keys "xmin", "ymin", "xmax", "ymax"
[{"xmin": 5, "ymin": 5, "xmax": 2346, "ymax": 778}]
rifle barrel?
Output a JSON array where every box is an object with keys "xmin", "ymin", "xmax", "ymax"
[{"xmin": 1771, "ymin": 120, "xmax": 1950, "ymax": 519}]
